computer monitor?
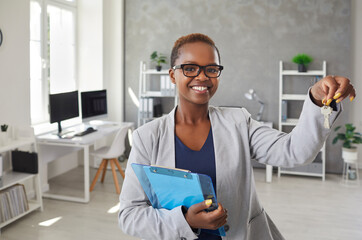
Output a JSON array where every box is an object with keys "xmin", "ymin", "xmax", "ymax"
[
  {"xmin": 81, "ymin": 90, "xmax": 108, "ymax": 120},
  {"xmin": 49, "ymin": 90, "xmax": 79, "ymax": 134}
]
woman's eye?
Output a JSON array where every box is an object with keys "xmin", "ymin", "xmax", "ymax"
[
  {"xmin": 184, "ymin": 67, "xmax": 197, "ymax": 72},
  {"xmin": 207, "ymin": 68, "xmax": 218, "ymax": 73}
]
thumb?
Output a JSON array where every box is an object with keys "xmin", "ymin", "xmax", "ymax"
[{"xmin": 189, "ymin": 199, "xmax": 213, "ymax": 213}]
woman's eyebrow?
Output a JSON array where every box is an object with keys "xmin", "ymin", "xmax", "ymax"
[{"xmin": 182, "ymin": 61, "xmax": 218, "ymax": 65}]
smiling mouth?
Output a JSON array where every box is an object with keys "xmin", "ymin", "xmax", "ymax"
[{"xmin": 190, "ymin": 86, "xmax": 210, "ymax": 93}]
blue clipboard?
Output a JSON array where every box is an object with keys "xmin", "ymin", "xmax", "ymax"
[{"xmin": 132, "ymin": 163, "xmax": 226, "ymax": 237}]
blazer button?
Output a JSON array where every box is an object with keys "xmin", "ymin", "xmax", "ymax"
[{"xmin": 224, "ymin": 224, "xmax": 230, "ymax": 232}]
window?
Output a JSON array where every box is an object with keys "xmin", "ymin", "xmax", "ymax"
[{"xmin": 30, "ymin": 0, "xmax": 77, "ymax": 125}]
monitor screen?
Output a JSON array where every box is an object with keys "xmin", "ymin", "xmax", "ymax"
[
  {"xmin": 49, "ymin": 90, "xmax": 79, "ymax": 124},
  {"xmin": 81, "ymin": 90, "xmax": 107, "ymax": 119}
]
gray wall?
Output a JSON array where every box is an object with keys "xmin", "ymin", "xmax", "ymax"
[{"xmin": 124, "ymin": 0, "xmax": 351, "ymax": 173}]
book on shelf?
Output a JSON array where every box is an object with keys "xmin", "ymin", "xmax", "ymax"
[
  {"xmin": 0, "ymin": 184, "xmax": 29, "ymax": 223},
  {"xmin": 148, "ymin": 98, "xmax": 154, "ymax": 118},
  {"xmin": 0, "ymin": 154, "xmax": 3, "ymax": 187},
  {"xmin": 281, "ymin": 100, "xmax": 287, "ymax": 122},
  {"xmin": 140, "ymin": 98, "xmax": 164, "ymax": 120},
  {"xmin": 160, "ymin": 75, "xmax": 175, "ymax": 96}
]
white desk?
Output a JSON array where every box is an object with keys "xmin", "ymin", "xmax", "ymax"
[{"xmin": 36, "ymin": 121, "xmax": 134, "ymax": 203}]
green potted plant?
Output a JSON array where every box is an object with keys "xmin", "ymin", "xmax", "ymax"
[
  {"xmin": 292, "ymin": 53, "xmax": 313, "ymax": 72},
  {"xmin": 333, "ymin": 123, "xmax": 362, "ymax": 171},
  {"xmin": 0, "ymin": 124, "xmax": 8, "ymax": 132},
  {"xmin": 150, "ymin": 51, "xmax": 167, "ymax": 71}
]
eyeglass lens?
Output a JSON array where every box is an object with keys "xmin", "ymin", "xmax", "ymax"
[{"xmin": 182, "ymin": 64, "xmax": 222, "ymax": 78}]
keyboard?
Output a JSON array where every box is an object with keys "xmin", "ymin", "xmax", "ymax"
[{"xmin": 74, "ymin": 127, "xmax": 97, "ymax": 137}]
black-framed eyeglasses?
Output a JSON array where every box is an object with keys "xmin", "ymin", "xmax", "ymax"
[{"xmin": 172, "ymin": 64, "xmax": 224, "ymax": 78}]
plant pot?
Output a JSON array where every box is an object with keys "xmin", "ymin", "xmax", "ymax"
[
  {"xmin": 348, "ymin": 169, "xmax": 357, "ymax": 180},
  {"xmin": 298, "ymin": 64, "xmax": 307, "ymax": 72},
  {"xmin": 342, "ymin": 147, "xmax": 358, "ymax": 163},
  {"xmin": 0, "ymin": 131, "xmax": 8, "ymax": 146},
  {"xmin": 156, "ymin": 65, "xmax": 162, "ymax": 71}
]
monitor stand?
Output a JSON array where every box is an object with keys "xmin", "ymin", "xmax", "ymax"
[
  {"xmin": 52, "ymin": 121, "xmax": 73, "ymax": 138},
  {"xmin": 57, "ymin": 121, "xmax": 62, "ymax": 135}
]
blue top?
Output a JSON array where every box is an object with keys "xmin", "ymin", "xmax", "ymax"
[{"xmin": 175, "ymin": 127, "xmax": 221, "ymax": 240}]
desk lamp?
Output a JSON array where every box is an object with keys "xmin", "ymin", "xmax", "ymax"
[{"xmin": 244, "ymin": 89, "xmax": 264, "ymax": 121}]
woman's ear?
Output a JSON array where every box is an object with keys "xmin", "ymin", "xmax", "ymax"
[{"xmin": 169, "ymin": 68, "xmax": 176, "ymax": 84}]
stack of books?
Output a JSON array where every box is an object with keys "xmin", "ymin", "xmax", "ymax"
[
  {"xmin": 160, "ymin": 75, "xmax": 176, "ymax": 96},
  {"xmin": 0, "ymin": 184, "xmax": 29, "ymax": 223},
  {"xmin": 139, "ymin": 98, "xmax": 163, "ymax": 119}
]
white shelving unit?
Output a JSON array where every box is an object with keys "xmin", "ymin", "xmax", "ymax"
[
  {"xmin": 278, "ymin": 60, "xmax": 327, "ymax": 180},
  {"xmin": 0, "ymin": 138, "xmax": 43, "ymax": 231},
  {"xmin": 138, "ymin": 61, "xmax": 178, "ymax": 127}
]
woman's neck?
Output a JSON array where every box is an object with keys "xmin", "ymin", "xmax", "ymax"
[{"xmin": 175, "ymin": 101, "xmax": 209, "ymax": 125}]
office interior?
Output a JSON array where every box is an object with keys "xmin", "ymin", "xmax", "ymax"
[{"xmin": 0, "ymin": 0, "xmax": 361, "ymax": 239}]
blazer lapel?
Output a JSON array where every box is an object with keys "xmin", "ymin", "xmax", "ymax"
[{"xmin": 156, "ymin": 107, "xmax": 176, "ymax": 168}]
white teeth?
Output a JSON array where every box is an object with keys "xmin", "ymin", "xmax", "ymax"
[{"xmin": 192, "ymin": 86, "xmax": 208, "ymax": 91}]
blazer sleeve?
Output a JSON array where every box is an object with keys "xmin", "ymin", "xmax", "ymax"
[
  {"xmin": 118, "ymin": 130, "xmax": 198, "ymax": 240},
  {"xmin": 247, "ymin": 90, "xmax": 342, "ymax": 167}
]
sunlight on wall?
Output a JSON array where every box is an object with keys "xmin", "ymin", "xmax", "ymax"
[{"xmin": 128, "ymin": 87, "xmax": 139, "ymax": 108}]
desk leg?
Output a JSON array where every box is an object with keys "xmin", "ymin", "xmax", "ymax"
[
  {"xmin": 42, "ymin": 144, "xmax": 90, "ymax": 203},
  {"xmin": 266, "ymin": 165, "xmax": 272, "ymax": 183},
  {"xmin": 35, "ymin": 174, "xmax": 44, "ymax": 211},
  {"xmin": 84, "ymin": 145, "xmax": 90, "ymax": 203}
]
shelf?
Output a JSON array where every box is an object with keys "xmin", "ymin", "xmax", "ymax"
[
  {"xmin": 278, "ymin": 171, "xmax": 323, "ymax": 178},
  {"xmin": 138, "ymin": 61, "xmax": 177, "ymax": 127},
  {"xmin": 281, "ymin": 70, "xmax": 325, "ymax": 76},
  {"xmin": 1, "ymin": 171, "xmax": 37, "ymax": 191},
  {"xmin": 280, "ymin": 161, "xmax": 323, "ymax": 177},
  {"xmin": 278, "ymin": 60, "xmax": 326, "ymax": 181},
  {"xmin": 281, "ymin": 94, "xmax": 307, "ymax": 100},
  {"xmin": 141, "ymin": 91, "xmax": 175, "ymax": 98},
  {"xmin": 141, "ymin": 117, "xmax": 158, "ymax": 121},
  {"xmin": 0, "ymin": 138, "xmax": 34, "ymax": 153},
  {"xmin": 0, "ymin": 201, "xmax": 41, "ymax": 228},
  {"xmin": 280, "ymin": 118, "xmax": 299, "ymax": 126},
  {"xmin": 0, "ymin": 135, "xmax": 43, "ymax": 230},
  {"xmin": 142, "ymin": 70, "xmax": 169, "ymax": 74}
]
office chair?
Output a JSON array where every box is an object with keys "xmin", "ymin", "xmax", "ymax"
[{"xmin": 89, "ymin": 126, "xmax": 128, "ymax": 194}]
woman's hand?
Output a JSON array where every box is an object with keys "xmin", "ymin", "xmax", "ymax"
[
  {"xmin": 310, "ymin": 75, "xmax": 356, "ymax": 107},
  {"xmin": 184, "ymin": 200, "xmax": 227, "ymax": 230}
]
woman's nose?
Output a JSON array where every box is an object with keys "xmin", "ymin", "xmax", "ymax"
[{"xmin": 195, "ymin": 67, "xmax": 209, "ymax": 80}]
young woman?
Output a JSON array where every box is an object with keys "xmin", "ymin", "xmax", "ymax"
[{"xmin": 119, "ymin": 33, "xmax": 356, "ymax": 240}]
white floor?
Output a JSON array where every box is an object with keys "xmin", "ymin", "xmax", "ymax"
[{"xmin": 1, "ymin": 165, "xmax": 361, "ymax": 240}]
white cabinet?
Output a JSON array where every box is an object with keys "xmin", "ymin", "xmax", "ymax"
[
  {"xmin": 138, "ymin": 61, "xmax": 177, "ymax": 127},
  {"xmin": 278, "ymin": 61, "xmax": 327, "ymax": 180},
  {"xmin": 0, "ymin": 138, "xmax": 43, "ymax": 230}
]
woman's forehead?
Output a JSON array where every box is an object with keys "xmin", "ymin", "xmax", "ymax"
[{"xmin": 177, "ymin": 42, "xmax": 219, "ymax": 64}]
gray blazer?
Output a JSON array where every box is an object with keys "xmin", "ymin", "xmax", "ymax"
[{"xmin": 119, "ymin": 94, "xmax": 341, "ymax": 240}]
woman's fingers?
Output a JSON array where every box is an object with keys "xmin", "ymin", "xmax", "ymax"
[
  {"xmin": 322, "ymin": 76, "xmax": 339, "ymax": 105},
  {"xmin": 336, "ymin": 84, "xmax": 356, "ymax": 103},
  {"xmin": 185, "ymin": 201, "xmax": 228, "ymax": 230},
  {"xmin": 316, "ymin": 75, "xmax": 356, "ymax": 106},
  {"xmin": 333, "ymin": 76, "xmax": 350, "ymax": 96}
]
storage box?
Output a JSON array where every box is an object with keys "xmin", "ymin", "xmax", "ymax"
[{"xmin": 11, "ymin": 150, "xmax": 38, "ymax": 174}]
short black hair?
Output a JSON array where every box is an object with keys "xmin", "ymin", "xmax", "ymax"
[{"xmin": 170, "ymin": 33, "xmax": 221, "ymax": 67}]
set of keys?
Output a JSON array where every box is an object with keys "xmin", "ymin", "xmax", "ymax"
[{"xmin": 321, "ymin": 103, "xmax": 333, "ymax": 129}]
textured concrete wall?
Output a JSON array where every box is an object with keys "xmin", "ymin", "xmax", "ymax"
[{"xmin": 124, "ymin": 0, "xmax": 351, "ymax": 173}]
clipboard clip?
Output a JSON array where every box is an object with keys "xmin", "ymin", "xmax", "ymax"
[{"xmin": 149, "ymin": 166, "xmax": 193, "ymax": 179}]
